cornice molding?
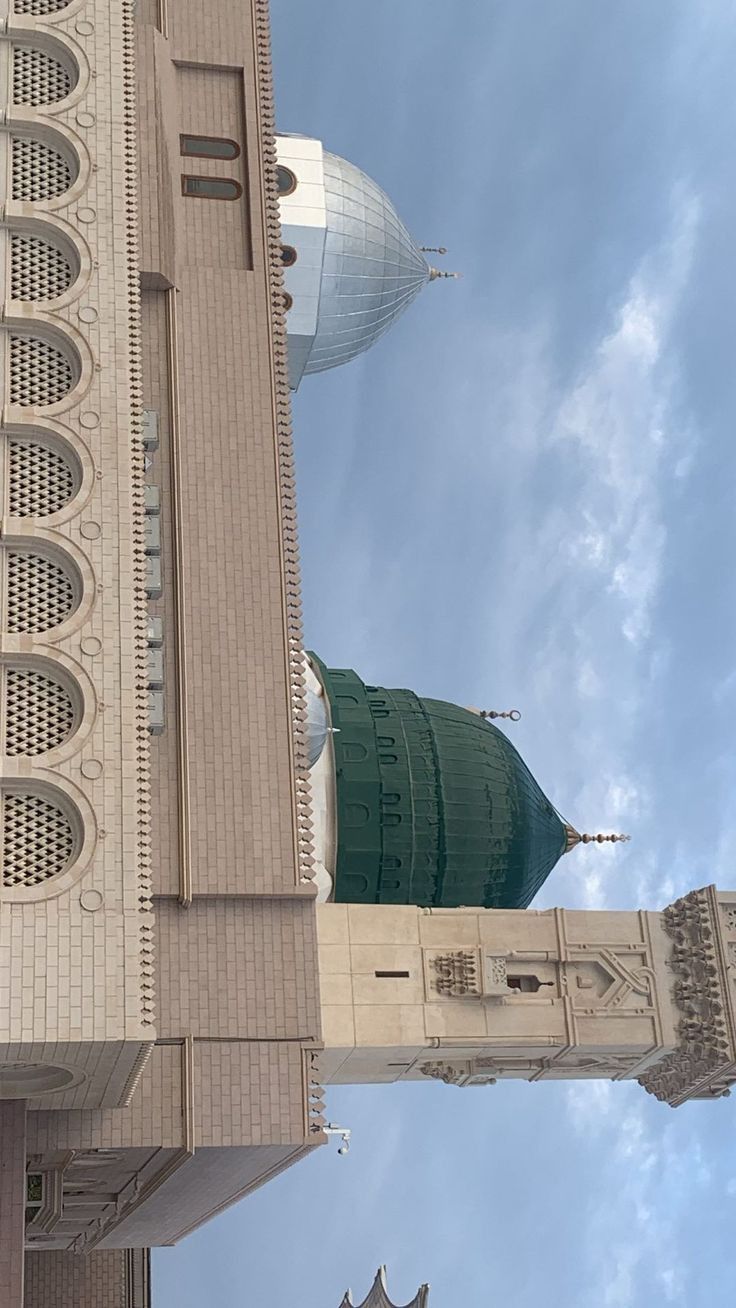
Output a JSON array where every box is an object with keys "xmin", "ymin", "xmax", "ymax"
[{"xmin": 639, "ymin": 888, "xmax": 735, "ymax": 1106}]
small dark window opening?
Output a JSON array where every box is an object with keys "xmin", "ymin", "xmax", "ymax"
[
  {"xmin": 277, "ymin": 165, "xmax": 297, "ymax": 196},
  {"xmin": 180, "ymin": 134, "xmax": 240, "ymax": 161},
  {"xmin": 283, "ymin": 291, "xmax": 293, "ymax": 311},
  {"xmin": 281, "ymin": 244, "xmax": 297, "ymax": 267},
  {"xmin": 375, "ymin": 970, "xmax": 410, "ymax": 979},
  {"xmin": 181, "ymin": 175, "xmax": 242, "ymax": 201},
  {"xmin": 506, "ymin": 975, "xmax": 554, "ymax": 993}
]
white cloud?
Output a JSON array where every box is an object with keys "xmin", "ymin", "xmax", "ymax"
[{"xmin": 566, "ymin": 1094, "xmax": 698, "ymax": 1308}]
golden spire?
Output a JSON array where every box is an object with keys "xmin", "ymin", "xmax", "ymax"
[{"xmin": 564, "ymin": 826, "xmax": 631, "ymax": 853}]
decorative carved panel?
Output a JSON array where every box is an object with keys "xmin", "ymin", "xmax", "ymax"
[
  {"xmin": 419, "ymin": 1060, "xmax": 497, "ymax": 1087},
  {"xmin": 430, "ymin": 951, "xmax": 481, "ymax": 998}
]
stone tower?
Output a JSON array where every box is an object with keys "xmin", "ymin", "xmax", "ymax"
[{"xmin": 317, "ymin": 887, "xmax": 736, "ymax": 1107}]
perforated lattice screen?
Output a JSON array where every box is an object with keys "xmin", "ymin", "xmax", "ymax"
[
  {"xmin": 11, "ymin": 234, "xmax": 73, "ymax": 302},
  {"xmin": 1, "ymin": 790, "xmax": 75, "ymax": 887},
  {"xmin": 11, "ymin": 136, "xmax": 72, "ymax": 202},
  {"xmin": 4, "ymin": 669, "xmax": 76, "ymax": 755},
  {"xmin": 13, "ymin": 0, "xmax": 69, "ymax": 12},
  {"xmin": 9, "ymin": 334, "xmax": 73, "ymax": 406},
  {"xmin": 13, "ymin": 47, "xmax": 72, "ymax": 106},
  {"xmin": 6, "ymin": 549, "xmax": 76, "ymax": 633},
  {"xmin": 8, "ymin": 439, "xmax": 76, "ymax": 516}
]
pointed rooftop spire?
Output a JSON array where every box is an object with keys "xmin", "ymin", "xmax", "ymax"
[
  {"xmin": 470, "ymin": 707, "xmax": 521, "ymax": 722},
  {"xmin": 339, "ymin": 1268, "xmax": 430, "ymax": 1308},
  {"xmin": 428, "ymin": 267, "xmax": 461, "ymax": 280},
  {"xmin": 564, "ymin": 826, "xmax": 631, "ymax": 853},
  {"xmin": 420, "ymin": 246, "xmax": 448, "ymax": 254}
]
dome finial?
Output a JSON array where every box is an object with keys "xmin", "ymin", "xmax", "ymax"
[
  {"xmin": 429, "ymin": 268, "xmax": 461, "ymax": 281},
  {"xmin": 420, "ymin": 246, "xmax": 448, "ymax": 255},
  {"xmin": 466, "ymin": 707, "xmax": 521, "ymax": 722},
  {"xmin": 564, "ymin": 826, "xmax": 631, "ymax": 853}
]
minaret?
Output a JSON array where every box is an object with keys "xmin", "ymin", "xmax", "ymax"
[{"xmin": 317, "ymin": 886, "xmax": 736, "ymax": 1107}]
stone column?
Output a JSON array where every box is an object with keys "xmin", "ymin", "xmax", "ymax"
[{"xmin": 0, "ymin": 1100, "xmax": 27, "ymax": 1308}]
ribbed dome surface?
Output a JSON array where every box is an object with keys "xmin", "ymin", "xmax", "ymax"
[
  {"xmin": 312, "ymin": 657, "xmax": 568, "ymax": 910},
  {"xmin": 304, "ymin": 151, "xmax": 430, "ymax": 375}
]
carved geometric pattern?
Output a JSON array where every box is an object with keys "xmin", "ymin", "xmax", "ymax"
[
  {"xmin": 10, "ymin": 234, "xmax": 73, "ymax": 302},
  {"xmin": 8, "ymin": 334, "xmax": 73, "ymax": 407},
  {"xmin": 1, "ymin": 789, "xmax": 75, "ymax": 887},
  {"xmin": 11, "ymin": 136, "xmax": 72, "ymax": 202},
  {"xmin": 639, "ymin": 888, "xmax": 733, "ymax": 1105},
  {"xmin": 419, "ymin": 1060, "xmax": 498, "ymax": 1087},
  {"xmin": 420, "ymin": 1061, "xmax": 470, "ymax": 1085},
  {"xmin": 432, "ymin": 950, "xmax": 480, "ymax": 997},
  {"xmin": 13, "ymin": 0, "xmax": 69, "ymax": 12},
  {"xmin": 8, "ymin": 438, "xmax": 76, "ymax": 516},
  {"xmin": 486, "ymin": 956, "xmax": 507, "ymax": 984},
  {"xmin": 12, "ymin": 47, "xmax": 72, "ymax": 106},
  {"xmin": 4, "ymin": 668, "xmax": 76, "ymax": 756},
  {"xmin": 724, "ymin": 907, "xmax": 736, "ymax": 934},
  {"xmin": 5, "ymin": 549, "xmax": 76, "ymax": 633}
]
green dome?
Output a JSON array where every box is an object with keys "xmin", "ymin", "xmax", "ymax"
[{"xmin": 311, "ymin": 657, "xmax": 568, "ymax": 910}]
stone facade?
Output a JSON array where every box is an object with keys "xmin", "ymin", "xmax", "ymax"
[
  {"xmin": 25, "ymin": 1248, "xmax": 149, "ymax": 1308},
  {"xmin": 3, "ymin": 0, "xmax": 736, "ymax": 1305},
  {"xmin": 0, "ymin": 0, "xmax": 324, "ymax": 1301},
  {"xmin": 0, "ymin": 0, "xmax": 153, "ymax": 1112}
]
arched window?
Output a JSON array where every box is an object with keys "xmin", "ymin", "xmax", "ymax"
[
  {"xmin": 1, "ymin": 544, "xmax": 79, "ymax": 634},
  {"xmin": 3, "ymin": 432, "xmax": 80, "ymax": 517},
  {"xmin": 10, "ymin": 133, "xmax": 75, "ymax": 202},
  {"xmin": 10, "ymin": 231, "xmax": 75, "ymax": 302},
  {"xmin": 7, "ymin": 331, "xmax": 77, "ymax": 406},
  {"xmin": 180, "ymin": 134, "xmax": 240, "ymax": 160},
  {"xmin": 276, "ymin": 165, "xmax": 297, "ymax": 197},
  {"xmin": 1, "ymin": 663, "xmax": 79, "ymax": 756},
  {"xmin": 281, "ymin": 244, "xmax": 297, "ymax": 267},
  {"xmin": 1, "ymin": 785, "xmax": 78, "ymax": 889},
  {"xmin": 13, "ymin": 0, "xmax": 71, "ymax": 13},
  {"xmin": 12, "ymin": 44, "xmax": 75, "ymax": 106},
  {"xmin": 181, "ymin": 175, "xmax": 242, "ymax": 201}
]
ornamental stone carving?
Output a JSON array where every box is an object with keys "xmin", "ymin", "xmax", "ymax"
[
  {"xmin": 431, "ymin": 951, "xmax": 481, "ymax": 997},
  {"xmin": 639, "ymin": 888, "xmax": 736, "ymax": 1106},
  {"xmin": 419, "ymin": 1060, "xmax": 497, "ymax": 1087}
]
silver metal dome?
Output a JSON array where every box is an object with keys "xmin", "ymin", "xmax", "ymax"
[
  {"xmin": 306, "ymin": 686, "xmax": 330, "ymax": 768},
  {"xmin": 304, "ymin": 151, "xmax": 431, "ymax": 376}
]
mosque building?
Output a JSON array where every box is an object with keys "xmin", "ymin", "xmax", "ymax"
[{"xmin": 0, "ymin": 1, "xmax": 734, "ymax": 1306}]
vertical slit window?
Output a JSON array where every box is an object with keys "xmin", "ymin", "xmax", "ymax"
[
  {"xmin": 181, "ymin": 175, "xmax": 242, "ymax": 201},
  {"xmin": 180, "ymin": 134, "xmax": 240, "ymax": 160}
]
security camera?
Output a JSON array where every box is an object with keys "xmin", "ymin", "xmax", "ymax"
[{"xmin": 337, "ymin": 1142, "xmax": 350, "ymax": 1155}]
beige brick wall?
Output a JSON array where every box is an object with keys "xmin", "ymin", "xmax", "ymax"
[
  {"xmin": 98, "ymin": 1143, "xmax": 311, "ymax": 1247},
  {"xmin": 10, "ymin": 0, "xmax": 326, "ymax": 1280},
  {"xmin": 27, "ymin": 1044, "xmax": 186, "ymax": 1153},
  {"xmin": 155, "ymin": 899, "xmax": 320, "ymax": 1039},
  {"xmin": 25, "ymin": 1251, "xmax": 122, "ymax": 1308}
]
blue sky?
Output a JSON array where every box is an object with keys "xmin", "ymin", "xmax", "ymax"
[{"xmin": 156, "ymin": 2, "xmax": 736, "ymax": 1304}]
